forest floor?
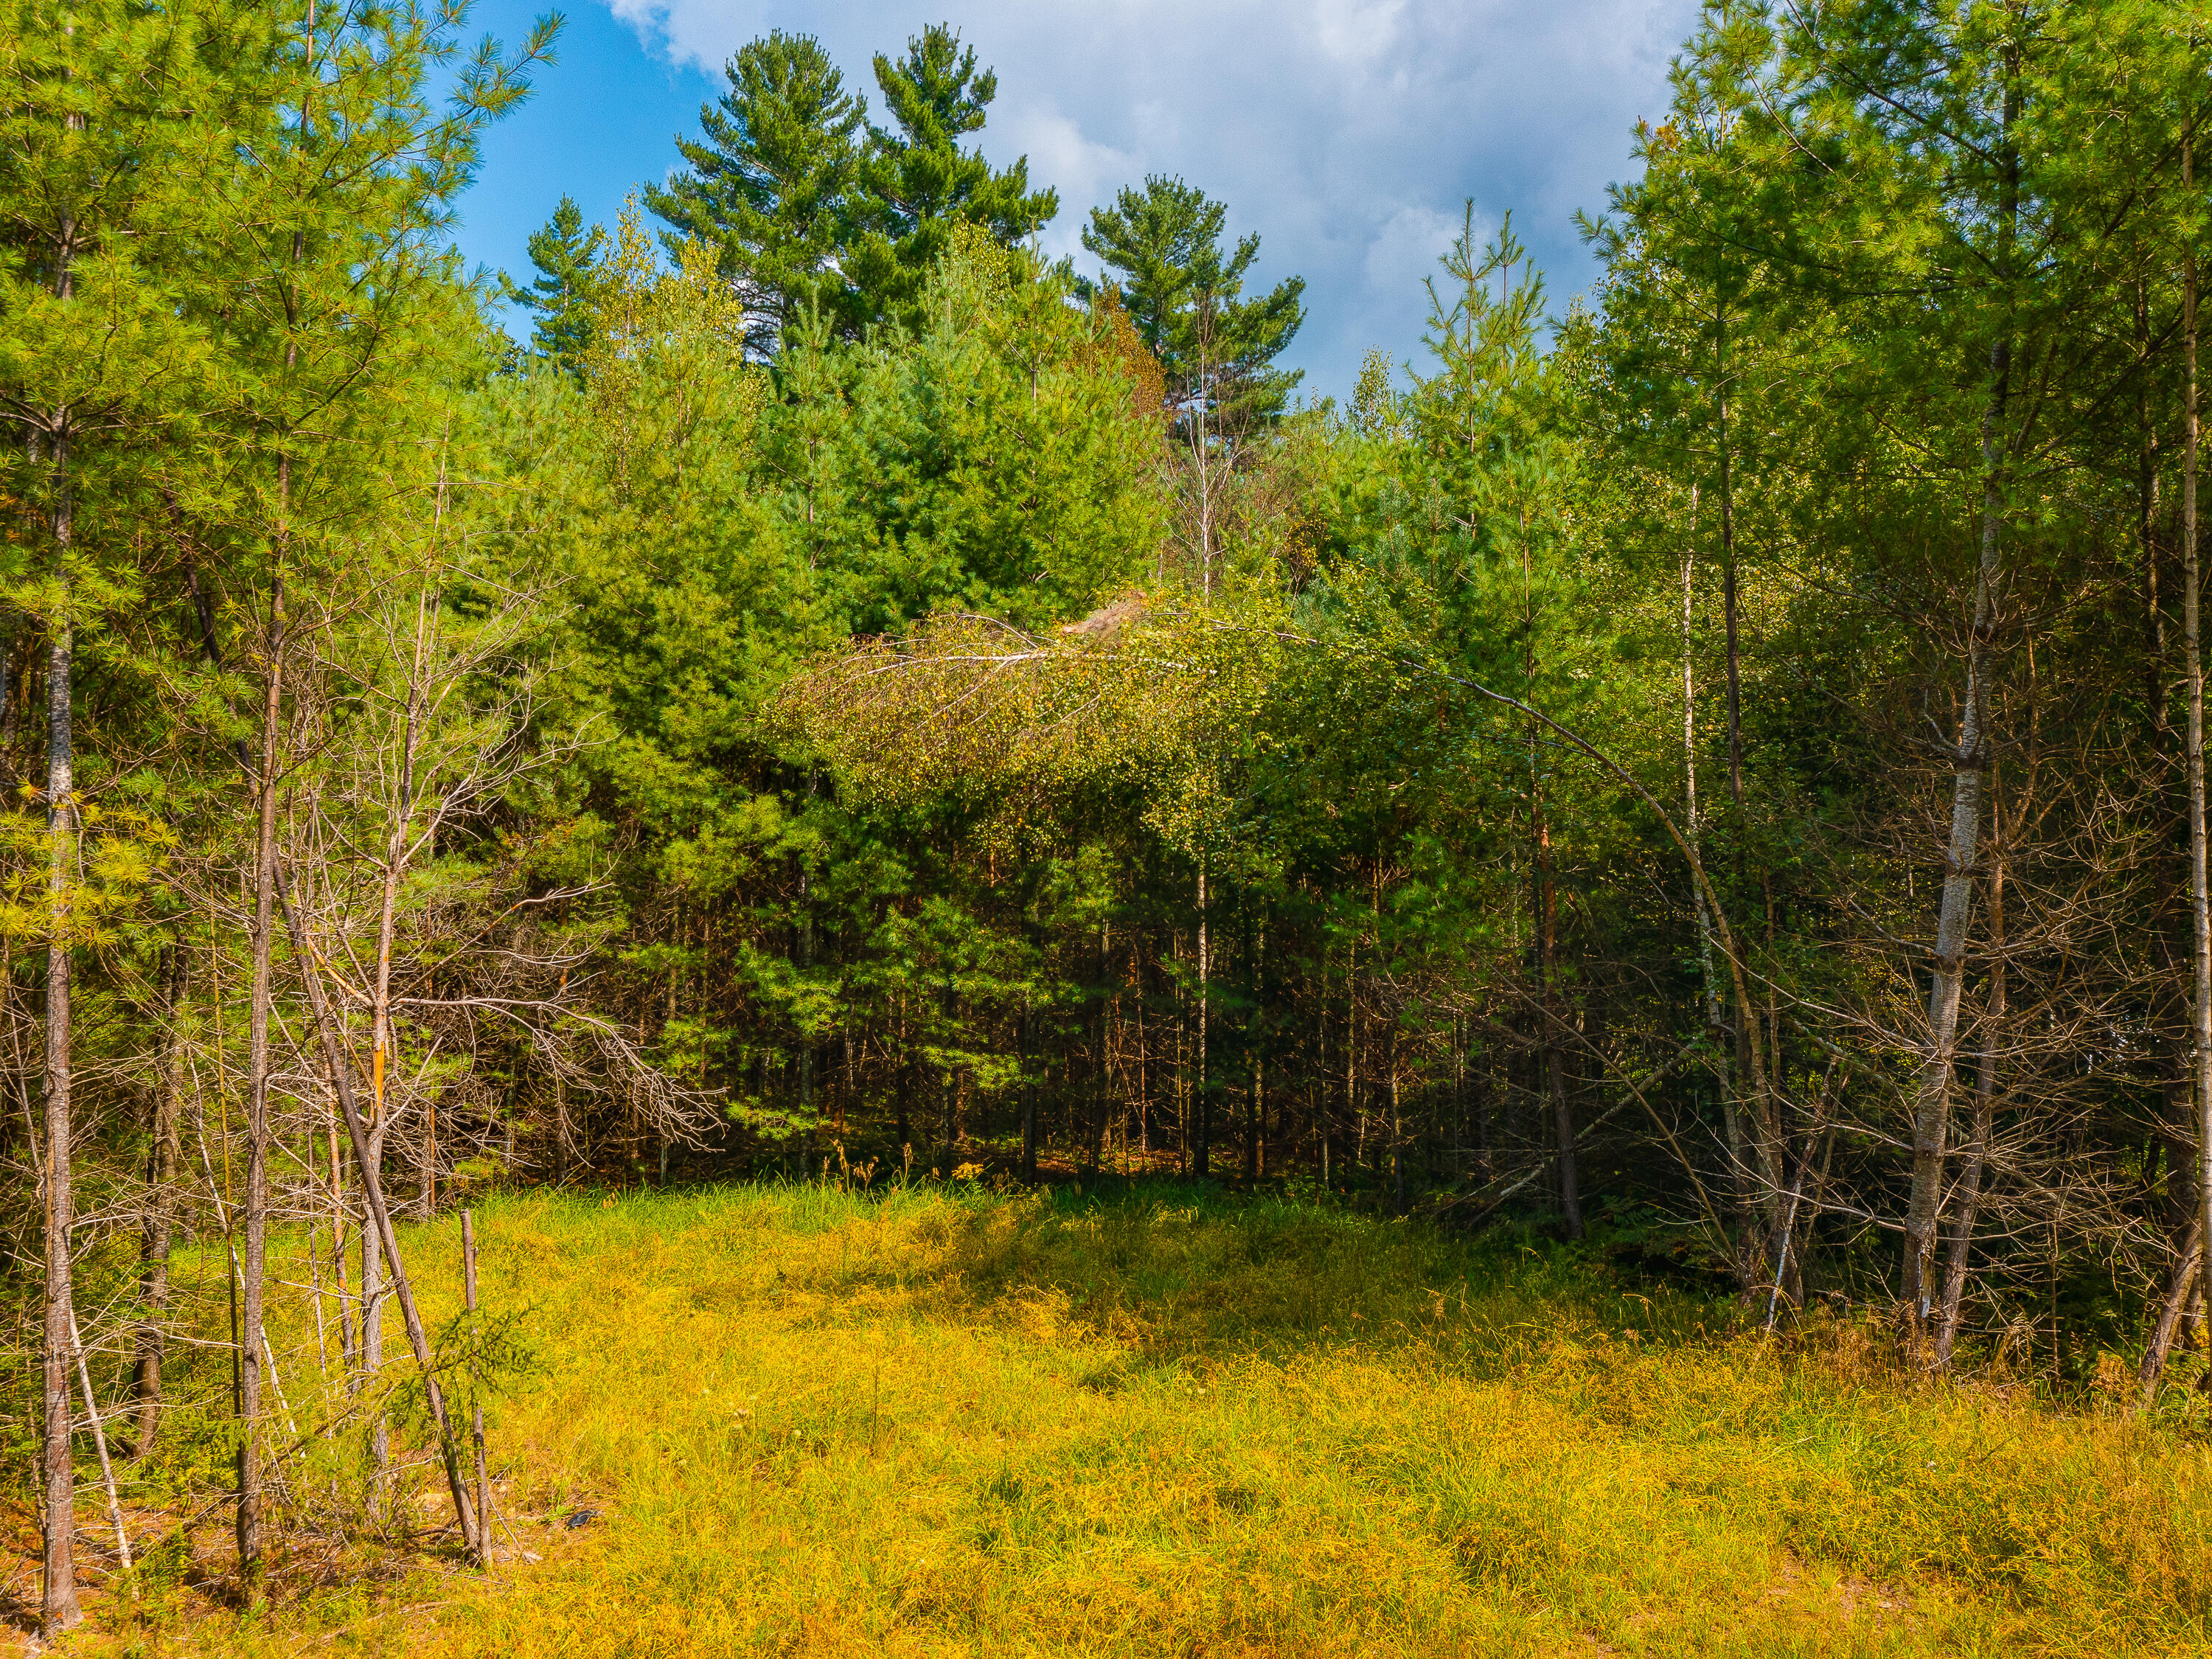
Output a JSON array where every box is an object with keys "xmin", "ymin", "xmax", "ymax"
[{"xmin": 14, "ymin": 1179, "xmax": 2212, "ymax": 1657}]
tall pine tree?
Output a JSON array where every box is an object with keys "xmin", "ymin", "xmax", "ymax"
[
  {"xmin": 645, "ymin": 31, "xmax": 867, "ymax": 352},
  {"xmin": 1082, "ymin": 175, "xmax": 1304, "ymax": 437},
  {"xmin": 503, "ymin": 195, "xmax": 608, "ymax": 376},
  {"xmin": 845, "ymin": 25, "xmax": 1057, "ymax": 334}
]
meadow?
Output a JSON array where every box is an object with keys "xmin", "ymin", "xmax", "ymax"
[{"xmin": 21, "ymin": 1182, "xmax": 2212, "ymax": 1658}]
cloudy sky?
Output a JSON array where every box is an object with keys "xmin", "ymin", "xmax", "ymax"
[{"xmin": 456, "ymin": 0, "xmax": 1703, "ymax": 401}]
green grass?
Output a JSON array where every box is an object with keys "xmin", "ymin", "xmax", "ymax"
[{"xmin": 41, "ymin": 1180, "xmax": 2212, "ymax": 1655}]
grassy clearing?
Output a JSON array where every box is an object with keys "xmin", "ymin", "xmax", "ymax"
[{"xmin": 29, "ymin": 1180, "xmax": 2212, "ymax": 1656}]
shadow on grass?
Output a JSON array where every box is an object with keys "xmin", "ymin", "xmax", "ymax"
[{"xmin": 714, "ymin": 1171, "xmax": 1744, "ymax": 1370}]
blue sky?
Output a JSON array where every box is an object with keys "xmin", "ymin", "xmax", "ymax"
[{"xmin": 454, "ymin": 0, "xmax": 1703, "ymax": 403}]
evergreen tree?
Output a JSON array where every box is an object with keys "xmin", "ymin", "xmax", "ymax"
[
  {"xmin": 178, "ymin": 0, "xmax": 552, "ymax": 1582},
  {"xmin": 503, "ymin": 195, "xmax": 608, "ymax": 375},
  {"xmin": 0, "ymin": 0, "xmax": 226, "ymax": 1630},
  {"xmin": 644, "ymin": 31, "xmax": 867, "ymax": 352},
  {"xmin": 1081, "ymin": 175, "xmax": 1305, "ymax": 436},
  {"xmin": 845, "ymin": 24, "xmax": 1057, "ymax": 333}
]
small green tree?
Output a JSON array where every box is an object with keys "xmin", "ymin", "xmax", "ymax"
[
  {"xmin": 0, "ymin": 0, "xmax": 223, "ymax": 1629},
  {"xmin": 1081, "ymin": 175, "xmax": 1305, "ymax": 436},
  {"xmin": 504, "ymin": 195, "xmax": 609, "ymax": 376}
]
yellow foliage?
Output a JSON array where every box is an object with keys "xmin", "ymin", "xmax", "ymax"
[
  {"xmin": 579, "ymin": 195, "xmax": 768, "ymax": 485},
  {"xmin": 1088, "ymin": 285, "xmax": 1168, "ymax": 427}
]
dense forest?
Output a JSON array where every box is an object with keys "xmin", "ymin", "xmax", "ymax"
[{"xmin": 10, "ymin": 0, "xmax": 2212, "ymax": 1638}]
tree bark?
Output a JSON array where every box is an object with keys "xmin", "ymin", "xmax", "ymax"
[
  {"xmin": 237, "ymin": 574, "xmax": 285, "ymax": 1585},
  {"xmin": 366, "ymin": 566, "xmax": 439, "ymax": 1442},
  {"xmin": 2138, "ymin": 278, "xmax": 2197, "ymax": 1290},
  {"xmin": 462, "ymin": 1210, "xmax": 490, "ymax": 1567},
  {"xmin": 35, "ymin": 71, "xmax": 87, "ymax": 1640},
  {"xmin": 361, "ymin": 1079, "xmax": 389, "ymax": 1470},
  {"xmin": 1194, "ymin": 860, "xmax": 1210, "ymax": 1178},
  {"xmin": 1935, "ymin": 853, "xmax": 2003, "ymax": 1368},
  {"xmin": 796, "ymin": 868, "xmax": 814, "ymax": 1138},
  {"xmin": 1523, "ymin": 497, "xmax": 1579, "ymax": 1236},
  {"xmin": 1683, "ymin": 513, "xmax": 1733, "ymax": 1184},
  {"xmin": 1019, "ymin": 999, "xmax": 1037, "ymax": 1181},
  {"xmin": 1537, "ymin": 803, "xmax": 1578, "ymax": 1237},
  {"xmin": 1901, "ymin": 349, "xmax": 2006, "ymax": 1332},
  {"xmin": 1714, "ymin": 346, "xmax": 1770, "ymax": 1268},
  {"xmin": 278, "ymin": 872, "xmax": 480, "ymax": 1554},
  {"xmin": 41, "ymin": 455, "xmax": 81, "ymax": 1641},
  {"xmin": 2141, "ymin": 1214, "xmax": 2204, "ymax": 1403},
  {"xmin": 132, "ymin": 945, "xmax": 188, "ymax": 1457},
  {"xmin": 1905, "ymin": 49, "xmax": 2022, "ymax": 1346},
  {"xmin": 2183, "ymin": 132, "xmax": 2212, "ymax": 1375},
  {"xmin": 327, "ymin": 1086, "xmax": 353, "ymax": 1375}
]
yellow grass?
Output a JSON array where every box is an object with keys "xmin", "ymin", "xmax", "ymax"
[{"xmin": 41, "ymin": 1183, "xmax": 2212, "ymax": 1655}]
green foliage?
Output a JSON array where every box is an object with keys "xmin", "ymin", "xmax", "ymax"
[
  {"xmin": 1081, "ymin": 173, "xmax": 1307, "ymax": 433},
  {"xmin": 501, "ymin": 195, "xmax": 608, "ymax": 376},
  {"xmin": 845, "ymin": 24, "xmax": 1060, "ymax": 334},
  {"xmin": 473, "ymin": 210, "xmax": 1169, "ymax": 1134},
  {"xmin": 643, "ymin": 30, "xmax": 869, "ymax": 349},
  {"xmin": 647, "ymin": 23, "xmax": 1057, "ymax": 347},
  {"xmin": 23, "ymin": 10, "xmax": 2212, "ymax": 1642}
]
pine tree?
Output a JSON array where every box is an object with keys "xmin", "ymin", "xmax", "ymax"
[
  {"xmin": 0, "ymin": 0, "xmax": 222, "ymax": 1630},
  {"xmin": 179, "ymin": 0, "xmax": 552, "ymax": 1579},
  {"xmin": 504, "ymin": 195, "xmax": 608, "ymax": 376},
  {"xmin": 645, "ymin": 32, "xmax": 867, "ymax": 352},
  {"xmin": 1080, "ymin": 175, "xmax": 1305, "ymax": 437},
  {"xmin": 845, "ymin": 24, "xmax": 1057, "ymax": 333}
]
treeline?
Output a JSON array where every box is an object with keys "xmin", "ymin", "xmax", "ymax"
[{"xmin": 10, "ymin": 0, "xmax": 2212, "ymax": 1634}]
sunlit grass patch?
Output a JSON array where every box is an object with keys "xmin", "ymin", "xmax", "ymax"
[{"xmin": 52, "ymin": 1181, "xmax": 2212, "ymax": 1656}]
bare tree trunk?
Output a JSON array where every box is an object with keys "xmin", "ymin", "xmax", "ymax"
[
  {"xmin": 2141, "ymin": 1208, "xmax": 2204, "ymax": 1402},
  {"xmin": 1189, "ymin": 321, "xmax": 1217, "ymax": 598},
  {"xmin": 1019, "ymin": 999, "xmax": 1037, "ymax": 1182},
  {"xmin": 2185, "ymin": 133, "xmax": 2212, "ymax": 1373},
  {"xmin": 420, "ymin": 1096, "xmax": 437, "ymax": 1217},
  {"xmin": 2138, "ymin": 279, "xmax": 2197, "ymax": 1315},
  {"xmin": 327, "ymin": 1091, "xmax": 353, "ymax": 1376},
  {"xmin": 365, "ymin": 555, "xmax": 441, "ymax": 1446},
  {"xmin": 1714, "ymin": 357, "xmax": 1774, "ymax": 1273},
  {"xmin": 553, "ymin": 1065, "xmax": 569, "ymax": 1185},
  {"xmin": 1252, "ymin": 917, "xmax": 1267, "ymax": 1183},
  {"xmin": 279, "ymin": 874, "xmax": 479, "ymax": 1554},
  {"xmin": 132, "ymin": 946, "xmax": 187, "ymax": 1456},
  {"xmin": 1935, "ymin": 854, "xmax": 2003, "ymax": 1368},
  {"xmin": 1683, "ymin": 511, "xmax": 1735, "ymax": 1201},
  {"xmin": 1902, "ymin": 344, "xmax": 2008, "ymax": 1335},
  {"xmin": 41, "ymin": 476, "xmax": 81, "ymax": 1639},
  {"xmin": 66, "ymin": 1298, "xmax": 130, "ymax": 1573},
  {"xmin": 462, "ymin": 1211, "xmax": 490, "ymax": 1568},
  {"xmin": 1718, "ymin": 366, "xmax": 1743, "ymax": 832},
  {"xmin": 1711, "ymin": 346, "xmax": 1790, "ymax": 1287},
  {"xmin": 1194, "ymin": 860, "xmax": 1210, "ymax": 1178},
  {"xmin": 1314, "ymin": 946, "xmax": 1332, "ymax": 1187},
  {"xmin": 237, "ymin": 574, "xmax": 285, "ymax": 1585},
  {"xmin": 1526, "ymin": 506, "xmax": 1579, "ymax": 1237},
  {"xmin": 796, "ymin": 870, "xmax": 813, "ymax": 1155},
  {"xmin": 361, "ymin": 1099, "xmax": 388, "ymax": 1470},
  {"xmin": 0, "ymin": 626, "xmax": 16, "ymax": 785},
  {"xmin": 1538, "ymin": 804, "xmax": 1578, "ymax": 1237}
]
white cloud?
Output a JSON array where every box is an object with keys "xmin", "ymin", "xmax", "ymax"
[
  {"xmin": 992, "ymin": 102, "xmax": 1138, "ymax": 266},
  {"xmin": 1361, "ymin": 204, "xmax": 1465, "ymax": 316},
  {"xmin": 598, "ymin": 0, "xmax": 1698, "ymax": 397}
]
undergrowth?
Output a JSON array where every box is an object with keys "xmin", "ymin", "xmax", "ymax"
[{"xmin": 15, "ymin": 1179, "xmax": 2212, "ymax": 1656}]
